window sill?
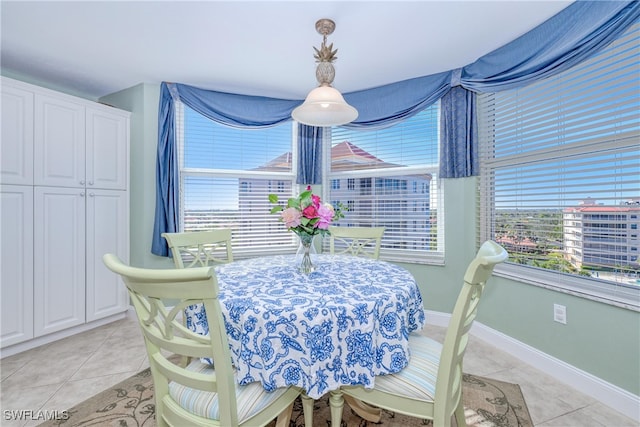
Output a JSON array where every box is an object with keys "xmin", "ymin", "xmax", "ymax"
[
  {"xmin": 383, "ymin": 252, "xmax": 445, "ymax": 266},
  {"xmin": 494, "ymin": 263, "xmax": 640, "ymax": 312}
]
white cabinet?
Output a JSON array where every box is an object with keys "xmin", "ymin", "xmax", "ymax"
[
  {"xmin": 34, "ymin": 187, "xmax": 86, "ymax": 336},
  {"xmin": 0, "ymin": 77, "xmax": 130, "ymax": 352},
  {"xmin": 34, "ymin": 94, "xmax": 128, "ymax": 190},
  {"xmin": 0, "ymin": 185, "xmax": 34, "ymax": 346},
  {"xmin": 34, "ymin": 94, "xmax": 85, "ymax": 188},
  {"xmin": 32, "ymin": 187, "xmax": 130, "ymax": 336},
  {"xmin": 1, "ymin": 84, "xmax": 34, "ymax": 185},
  {"xmin": 86, "ymin": 108, "xmax": 128, "ymax": 190},
  {"xmin": 86, "ymin": 189, "xmax": 129, "ymax": 321}
]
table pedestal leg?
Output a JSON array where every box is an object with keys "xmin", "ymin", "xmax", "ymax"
[{"xmin": 344, "ymin": 395, "xmax": 382, "ymax": 422}]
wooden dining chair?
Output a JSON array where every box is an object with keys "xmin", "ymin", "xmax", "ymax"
[
  {"xmin": 329, "ymin": 240, "xmax": 508, "ymax": 427},
  {"xmin": 162, "ymin": 229, "xmax": 234, "ymax": 268},
  {"xmin": 102, "ymin": 253, "xmax": 303, "ymax": 427},
  {"xmin": 328, "ymin": 226, "xmax": 385, "ymax": 259}
]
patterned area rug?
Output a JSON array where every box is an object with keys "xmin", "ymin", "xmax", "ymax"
[{"xmin": 39, "ymin": 370, "xmax": 532, "ymax": 427}]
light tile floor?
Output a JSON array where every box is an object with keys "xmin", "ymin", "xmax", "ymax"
[{"xmin": 0, "ymin": 312, "xmax": 637, "ymax": 427}]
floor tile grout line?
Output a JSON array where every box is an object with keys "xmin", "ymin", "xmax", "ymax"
[{"xmin": 27, "ymin": 324, "xmax": 117, "ymax": 417}]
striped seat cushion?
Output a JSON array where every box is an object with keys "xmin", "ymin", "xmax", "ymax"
[
  {"xmin": 168, "ymin": 360, "xmax": 291, "ymax": 423},
  {"xmin": 371, "ymin": 334, "xmax": 442, "ymax": 401}
]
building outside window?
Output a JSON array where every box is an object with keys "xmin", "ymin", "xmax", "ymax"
[
  {"xmin": 564, "ymin": 199, "xmax": 640, "ymax": 270},
  {"xmin": 326, "ymin": 106, "xmax": 443, "ymax": 263}
]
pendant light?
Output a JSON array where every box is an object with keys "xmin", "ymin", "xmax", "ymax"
[{"xmin": 292, "ymin": 19, "xmax": 358, "ymax": 127}]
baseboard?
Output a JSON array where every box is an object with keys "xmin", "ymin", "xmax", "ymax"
[{"xmin": 425, "ymin": 310, "xmax": 640, "ymax": 422}]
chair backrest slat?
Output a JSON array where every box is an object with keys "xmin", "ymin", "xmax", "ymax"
[
  {"xmin": 329, "ymin": 226, "xmax": 385, "ymax": 259},
  {"xmin": 163, "ymin": 229, "xmax": 234, "ymax": 268}
]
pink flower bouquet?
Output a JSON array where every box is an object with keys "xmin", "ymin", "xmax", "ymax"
[{"xmin": 269, "ymin": 186, "xmax": 344, "ymax": 238}]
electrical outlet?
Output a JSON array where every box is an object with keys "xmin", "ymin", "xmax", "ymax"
[{"xmin": 554, "ymin": 304, "xmax": 567, "ymax": 324}]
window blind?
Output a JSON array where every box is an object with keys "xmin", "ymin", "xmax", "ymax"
[
  {"xmin": 178, "ymin": 103, "xmax": 298, "ymax": 257},
  {"xmin": 327, "ymin": 106, "xmax": 444, "ymax": 263},
  {"xmin": 477, "ymin": 23, "xmax": 640, "ymax": 309}
]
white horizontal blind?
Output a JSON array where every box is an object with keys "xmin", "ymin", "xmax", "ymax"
[
  {"xmin": 478, "ymin": 23, "xmax": 640, "ymax": 308},
  {"xmin": 178, "ymin": 103, "xmax": 298, "ymax": 257},
  {"xmin": 327, "ymin": 106, "xmax": 443, "ymax": 263}
]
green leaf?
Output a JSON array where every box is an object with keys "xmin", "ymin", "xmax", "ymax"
[
  {"xmin": 270, "ymin": 206, "xmax": 283, "ymax": 214},
  {"xmin": 268, "ymin": 194, "xmax": 279, "ymax": 203},
  {"xmin": 298, "ymin": 190, "xmax": 312, "ymax": 206}
]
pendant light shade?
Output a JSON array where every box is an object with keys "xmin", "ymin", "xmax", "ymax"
[
  {"xmin": 292, "ymin": 85, "xmax": 358, "ymax": 127},
  {"xmin": 292, "ymin": 19, "xmax": 358, "ymax": 127}
]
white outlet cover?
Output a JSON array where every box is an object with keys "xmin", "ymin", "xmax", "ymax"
[{"xmin": 554, "ymin": 304, "xmax": 567, "ymax": 324}]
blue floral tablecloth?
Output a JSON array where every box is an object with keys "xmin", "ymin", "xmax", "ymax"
[{"xmin": 184, "ymin": 254, "xmax": 426, "ymax": 399}]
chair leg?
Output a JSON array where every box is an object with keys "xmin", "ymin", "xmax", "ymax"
[
  {"xmin": 329, "ymin": 390, "xmax": 344, "ymax": 427},
  {"xmin": 274, "ymin": 402, "xmax": 294, "ymax": 427},
  {"xmin": 156, "ymin": 413, "xmax": 169, "ymax": 427},
  {"xmin": 454, "ymin": 400, "xmax": 467, "ymax": 427},
  {"xmin": 343, "ymin": 395, "xmax": 382, "ymax": 422},
  {"xmin": 301, "ymin": 393, "xmax": 314, "ymax": 427}
]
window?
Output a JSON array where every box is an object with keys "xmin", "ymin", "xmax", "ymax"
[
  {"xmin": 326, "ymin": 106, "xmax": 443, "ymax": 263},
  {"xmin": 478, "ymin": 23, "xmax": 640, "ymax": 308},
  {"xmin": 177, "ymin": 103, "xmax": 297, "ymax": 257},
  {"xmin": 176, "ymin": 101, "xmax": 443, "ymax": 263}
]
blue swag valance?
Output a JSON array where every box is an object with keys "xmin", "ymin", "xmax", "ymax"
[{"xmin": 152, "ymin": 0, "xmax": 639, "ymax": 256}]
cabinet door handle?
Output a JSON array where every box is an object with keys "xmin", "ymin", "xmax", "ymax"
[
  {"xmin": 88, "ymin": 181, "xmax": 94, "ymax": 186},
  {"xmin": 80, "ymin": 192, "xmax": 85, "ymax": 197},
  {"xmin": 80, "ymin": 180, "xmax": 85, "ymax": 185},
  {"xmin": 89, "ymin": 193, "xmax": 95, "ymax": 197}
]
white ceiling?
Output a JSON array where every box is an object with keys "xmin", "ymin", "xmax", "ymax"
[{"xmin": 1, "ymin": 0, "xmax": 573, "ymax": 101}]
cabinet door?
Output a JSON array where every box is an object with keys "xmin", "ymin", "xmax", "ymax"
[
  {"xmin": 85, "ymin": 189, "xmax": 129, "ymax": 321},
  {"xmin": 1, "ymin": 84, "xmax": 34, "ymax": 185},
  {"xmin": 34, "ymin": 95, "xmax": 85, "ymax": 188},
  {"xmin": 0, "ymin": 186, "xmax": 34, "ymax": 347},
  {"xmin": 34, "ymin": 187, "xmax": 85, "ymax": 336},
  {"xmin": 86, "ymin": 108, "xmax": 129, "ymax": 190}
]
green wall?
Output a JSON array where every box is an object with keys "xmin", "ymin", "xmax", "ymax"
[
  {"xmin": 100, "ymin": 84, "xmax": 640, "ymax": 396},
  {"xmin": 480, "ymin": 276, "xmax": 639, "ymax": 395},
  {"xmin": 100, "ymin": 84, "xmax": 174, "ymax": 270}
]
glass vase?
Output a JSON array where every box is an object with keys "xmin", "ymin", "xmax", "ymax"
[{"xmin": 295, "ymin": 233, "xmax": 317, "ymax": 274}]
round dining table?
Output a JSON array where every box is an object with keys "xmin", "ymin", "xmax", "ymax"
[{"xmin": 184, "ymin": 254, "xmax": 426, "ymax": 400}]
